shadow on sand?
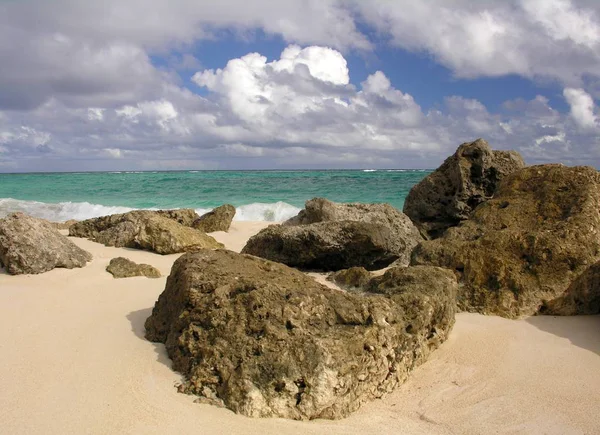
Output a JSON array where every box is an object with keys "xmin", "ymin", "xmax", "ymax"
[
  {"xmin": 525, "ymin": 315, "xmax": 600, "ymax": 356},
  {"xmin": 127, "ymin": 307, "xmax": 173, "ymax": 369}
]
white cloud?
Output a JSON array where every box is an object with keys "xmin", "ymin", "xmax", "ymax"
[{"xmin": 563, "ymin": 87, "xmax": 598, "ymax": 129}]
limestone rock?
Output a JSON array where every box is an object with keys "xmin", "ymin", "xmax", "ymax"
[
  {"xmin": 106, "ymin": 257, "xmax": 161, "ymax": 279},
  {"xmin": 145, "ymin": 249, "xmax": 456, "ymax": 420},
  {"xmin": 193, "ymin": 204, "xmax": 236, "ymax": 232},
  {"xmin": 543, "ymin": 261, "xmax": 600, "ymax": 315},
  {"xmin": 403, "ymin": 139, "xmax": 525, "ymax": 239},
  {"xmin": 70, "ymin": 210, "xmax": 223, "ymax": 255},
  {"xmin": 48, "ymin": 219, "xmax": 79, "ymax": 230},
  {"xmin": 284, "ymin": 198, "xmax": 420, "ymax": 267},
  {"xmin": 0, "ymin": 212, "xmax": 92, "ymax": 275},
  {"xmin": 242, "ymin": 220, "xmax": 400, "ymax": 271},
  {"xmin": 412, "ymin": 164, "xmax": 600, "ymax": 318},
  {"xmin": 328, "ymin": 267, "xmax": 371, "ymax": 290}
]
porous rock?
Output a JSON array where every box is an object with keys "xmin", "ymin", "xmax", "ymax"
[
  {"xmin": 543, "ymin": 261, "xmax": 600, "ymax": 315},
  {"xmin": 193, "ymin": 204, "xmax": 236, "ymax": 232},
  {"xmin": 70, "ymin": 210, "xmax": 223, "ymax": 255},
  {"xmin": 106, "ymin": 257, "xmax": 161, "ymax": 279},
  {"xmin": 284, "ymin": 198, "xmax": 421, "ymax": 266},
  {"xmin": 327, "ymin": 267, "xmax": 371, "ymax": 290},
  {"xmin": 145, "ymin": 249, "xmax": 456, "ymax": 420},
  {"xmin": 403, "ymin": 139, "xmax": 525, "ymax": 239},
  {"xmin": 242, "ymin": 220, "xmax": 400, "ymax": 271},
  {"xmin": 412, "ymin": 164, "xmax": 600, "ymax": 318},
  {"xmin": 0, "ymin": 212, "xmax": 92, "ymax": 275}
]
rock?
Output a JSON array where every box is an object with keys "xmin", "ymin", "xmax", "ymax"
[
  {"xmin": 0, "ymin": 212, "xmax": 92, "ymax": 275},
  {"xmin": 411, "ymin": 164, "xmax": 600, "ymax": 318},
  {"xmin": 403, "ymin": 139, "xmax": 525, "ymax": 239},
  {"xmin": 156, "ymin": 209, "xmax": 201, "ymax": 227},
  {"xmin": 284, "ymin": 198, "xmax": 420, "ymax": 267},
  {"xmin": 542, "ymin": 261, "xmax": 600, "ymax": 315},
  {"xmin": 144, "ymin": 249, "xmax": 456, "ymax": 420},
  {"xmin": 193, "ymin": 204, "xmax": 236, "ymax": 232},
  {"xmin": 47, "ymin": 219, "xmax": 79, "ymax": 230},
  {"xmin": 106, "ymin": 257, "xmax": 161, "ymax": 279},
  {"xmin": 328, "ymin": 267, "xmax": 371, "ymax": 290},
  {"xmin": 70, "ymin": 210, "xmax": 223, "ymax": 255},
  {"xmin": 242, "ymin": 220, "xmax": 401, "ymax": 271}
]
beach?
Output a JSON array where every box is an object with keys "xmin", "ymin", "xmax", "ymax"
[{"xmin": 0, "ymin": 221, "xmax": 598, "ymax": 435}]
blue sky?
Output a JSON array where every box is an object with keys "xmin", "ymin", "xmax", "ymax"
[{"xmin": 0, "ymin": 0, "xmax": 599, "ymax": 172}]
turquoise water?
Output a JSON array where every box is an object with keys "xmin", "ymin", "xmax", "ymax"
[{"xmin": 0, "ymin": 170, "xmax": 430, "ymax": 222}]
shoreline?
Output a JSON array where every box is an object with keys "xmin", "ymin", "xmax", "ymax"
[{"xmin": 0, "ymin": 221, "xmax": 599, "ymax": 434}]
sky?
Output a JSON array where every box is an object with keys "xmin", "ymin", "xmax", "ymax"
[{"xmin": 0, "ymin": 0, "xmax": 600, "ymax": 172}]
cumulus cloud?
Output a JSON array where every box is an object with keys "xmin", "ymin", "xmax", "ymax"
[{"xmin": 563, "ymin": 88, "xmax": 599, "ymax": 129}]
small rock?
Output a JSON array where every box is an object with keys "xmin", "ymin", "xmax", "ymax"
[
  {"xmin": 106, "ymin": 257, "xmax": 161, "ymax": 279},
  {"xmin": 193, "ymin": 204, "xmax": 236, "ymax": 232}
]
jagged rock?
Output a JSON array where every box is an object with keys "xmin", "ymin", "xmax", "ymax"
[
  {"xmin": 106, "ymin": 257, "xmax": 161, "ymax": 279},
  {"xmin": 328, "ymin": 267, "xmax": 371, "ymax": 290},
  {"xmin": 403, "ymin": 139, "xmax": 525, "ymax": 239},
  {"xmin": 412, "ymin": 164, "xmax": 600, "ymax": 318},
  {"xmin": 284, "ymin": 198, "xmax": 420, "ymax": 267},
  {"xmin": 156, "ymin": 209, "xmax": 202, "ymax": 227},
  {"xmin": 193, "ymin": 204, "xmax": 236, "ymax": 232},
  {"xmin": 543, "ymin": 261, "xmax": 600, "ymax": 315},
  {"xmin": 0, "ymin": 212, "xmax": 92, "ymax": 275},
  {"xmin": 145, "ymin": 249, "xmax": 456, "ymax": 420},
  {"xmin": 70, "ymin": 210, "xmax": 223, "ymax": 255},
  {"xmin": 242, "ymin": 220, "xmax": 401, "ymax": 271},
  {"xmin": 48, "ymin": 219, "xmax": 79, "ymax": 230}
]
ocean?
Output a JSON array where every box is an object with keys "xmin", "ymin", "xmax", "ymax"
[{"xmin": 0, "ymin": 170, "xmax": 430, "ymax": 222}]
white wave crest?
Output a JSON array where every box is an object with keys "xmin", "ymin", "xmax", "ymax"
[
  {"xmin": 0, "ymin": 198, "xmax": 301, "ymax": 223},
  {"xmin": 234, "ymin": 201, "xmax": 301, "ymax": 222},
  {"xmin": 0, "ymin": 198, "xmax": 134, "ymax": 222}
]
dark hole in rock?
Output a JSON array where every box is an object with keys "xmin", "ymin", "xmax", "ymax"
[
  {"xmin": 285, "ymin": 320, "xmax": 294, "ymax": 330},
  {"xmin": 294, "ymin": 378, "xmax": 307, "ymax": 406},
  {"xmin": 499, "ymin": 201, "xmax": 510, "ymax": 209},
  {"xmin": 274, "ymin": 380, "xmax": 286, "ymax": 393},
  {"xmin": 405, "ymin": 324, "xmax": 414, "ymax": 334}
]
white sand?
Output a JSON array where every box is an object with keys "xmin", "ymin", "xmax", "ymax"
[{"xmin": 1, "ymin": 221, "xmax": 599, "ymax": 434}]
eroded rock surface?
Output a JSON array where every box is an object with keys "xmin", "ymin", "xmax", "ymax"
[
  {"xmin": 106, "ymin": 257, "xmax": 161, "ymax": 279},
  {"xmin": 403, "ymin": 139, "xmax": 525, "ymax": 239},
  {"xmin": 412, "ymin": 164, "xmax": 600, "ymax": 318},
  {"xmin": 242, "ymin": 221, "xmax": 400, "ymax": 271},
  {"xmin": 193, "ymin": 204, "xmax": 236, "ymax": 233},
  {"xmin": 145, "ymin": 250, "xmax": 456, "ymax": 420},
  {"xmin": 0, "ymin": 212, "xmax": 92, "ymax": 275},
  {"xmin": 70, "ymin": 210, "xmax": 223, "ymax": 254},
  {"xmin": 543, "ymin": 261, "xmax": 600, "ymax": 315},
  {"xmin": 328, "ymin": 267, "xmax": 371, "ymax": 290}
]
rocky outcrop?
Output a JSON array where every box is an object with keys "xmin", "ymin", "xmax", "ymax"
[
  {"xmin": 48, "ymin": 219, "xmax": 79, "ymax": 230},
  {"xmin": 193, "ymin": 204, "xmax": 236, "ymax": 232},
  {"xmin": 106, "ymin": 257, "xmax": 161, "ymax": 279},
  {"xmin": 284, "ymin": 198, "xmax": 420, "ymax": 267},
  {"xmin": 242, "ymin": 221, "xmax": 401, "ymax": 271},
  {"xmin": 412, "ymin": 164, "xmax": 600, "ymax": 318},
  {"xmin": 403, "ymin": 139, "xmax": 525, "ymax": 239},
  {"xmin": 0, "ymin": 213, "xmax": 92, "ymax": 275},
  {"xmin": 145, "ymin": 249, "xmax": 456, "ymax": 420},
  {"xmin": 70, "ymin": 210, "xmax": 223, "ymax": 255},
  {"xmin": 543, "ymin": 261, "xmax": 600, "ymax": 315},
  {"xmin": 328, "ymin": 267, "xmax": 371, "ymax": 290}
]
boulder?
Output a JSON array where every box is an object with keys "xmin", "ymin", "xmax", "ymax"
[
  {"xmin": 543, "ymin": 261, "xmax": 600, "ymax": 315},
  {"xmin": 193, "ymin": 204, "xmax": 236, "ymax": 232},
  {"xmin": 327, "ymin": 267, "xmax": 371, "ymax": 290},
  {"xmin": 144, "ymin": 249, "xmax": 456, "ymax": 420},
  {"xmin": 403, "ymin": 139, "xmax": 525, "ymax": 239},
  {"xmin": 70, "ymin": 210, "xmax": 223, "ymax": 255},
  {"xmin": 106, "ymin": 257, "xmax": 161, "ymax": 279},
  {"xmin": 284, "ymin": 198, "xmax": 420, "ymax": 267},
  {"xmin": 0, "ymin": 212, "xmax": 92, "ymax": 275},
  {"xmin": 242, "ymin": 220, "xmax": 401, "ymax": 271},
  {"xmin": 412, "ymin": 164, "xmax": 600, "ymax": 318}
]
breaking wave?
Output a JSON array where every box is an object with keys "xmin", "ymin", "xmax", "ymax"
[{"xmin": 0, "ymin": 198, "xmax": 301, "ymax": 223}]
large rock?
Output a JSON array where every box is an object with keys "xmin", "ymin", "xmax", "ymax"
[
  {"xmin": 412, "ymin": 164, "xmax": 600, "ymax": 318},
  {"xmin": 242, "ymin": 220, "xmax": 401, "ymax": 271},
  {"xmin": 193, "ymin": 204, "xmax": 236, "ymax": 232},
  {"xmin": 145, "ymin": 249, "xmax": 456, "ymax": 420},
  {"xmin": 403, "ymin": 139, "xmax": 525, "ymax": 239},
  {"xmin": 70, "ymin": 210, "xmax": 223, "ymax": 255},
  {"xmin": 106, "ymin": 257, "xmax": 161, "ymax": 279},
  {"xmin": 543, "ymin": 261, "xmax": 600, "ymax": 315},
  {"xmin": 285, "ymin": 198, "xmax": 420, "ymax": 266},
  {"xmin": 0, "ymin": 212, "xmax": 92, "ymax": 275}
]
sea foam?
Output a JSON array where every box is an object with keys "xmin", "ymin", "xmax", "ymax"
[{"xmin": 0, "ymin": 198, "xmax": 300, "ymax": 223}]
